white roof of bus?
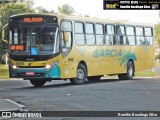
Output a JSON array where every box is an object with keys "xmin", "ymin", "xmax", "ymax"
[{"xmin": 10, "ymin": 13, "xmax": 154, "ymax": 27}]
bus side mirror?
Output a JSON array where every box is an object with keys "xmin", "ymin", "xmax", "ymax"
[
  {"xmin": 64, "ymin": 32, "xmax": 69, "ymax": 42},
  {"xmin": 2, "ymin": 23, "xmax": 9, "ymax": 44}
]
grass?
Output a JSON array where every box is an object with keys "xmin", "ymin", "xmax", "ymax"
[
  {"xmin": 0, "ymin": 64, "xmax": 9, "ymax": 79},
  {"xmin": 103, "ymin": 70, "xmax": 157, "ymax": 79},
  {"xmin": 155, "ymin": 62, "xmax": 160, "ymax": 67},
  {"xmin": 135, "ymin": 70, "xmax": 157, "ymax": 77}
]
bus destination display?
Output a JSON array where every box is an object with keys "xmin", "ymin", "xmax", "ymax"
[
  {"xmin": 24, "ymin": 17, "xmax": 44, "ymax": 23},
  {"xmin": 10, "ymin": 44, "xmax": 25, "ymax": 51},
  {"xmin": 103, "ymin": 0, "xmax": 160, "ymax": 10}
]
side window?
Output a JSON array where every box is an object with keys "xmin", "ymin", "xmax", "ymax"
[
  {"xmin": 136, "ymin": 27, "xmax": 145, "ymax": 45},
  {"xmin": 126, "ymin": 26, "xmax": 136, "ymax": 45},
  {"xmin": 95, "ymin": 24, "xmax": 104, "ymax": 45},
  {"xmin": 105, "ymin": 24, "xmax": 115, "ymax": 45},
  {"xmin": 61, "ymin": 21, "xmax": 72, "ymax": 48},
  {"xmin": 75, "ymin": 22, "xmax": 85, "ymax": 45},
  {"xmin": 116, "ymin": 25, "xmax": 126, "ymax": 45},
  {"xmin": 85, "ymin": 23, "xmax": 95, "ymax": 45},
  {"xmin": 60, "ymin": 21, "xmax": 72, "ymax": 57},
  {"xmin": 145, "ymin": 27, "xmax": 153, "ymax": 45},
  {"xmin": 136, "ymin": 27, "xmax": 144, "ymax": 36}
]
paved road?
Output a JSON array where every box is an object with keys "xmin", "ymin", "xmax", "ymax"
[{"xmin": 0, "ymin": 78, "xmax": 160, "ymax": 120}]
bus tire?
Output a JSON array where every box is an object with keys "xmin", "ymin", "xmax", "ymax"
[
  {"xmin": 118, "ymin": 74, "xmax": 124, "ymax": 80},
  {"xmin": 118, "ymin": 61, "xmax": 134, "ymax": 80},
  {"xmin": 70, "ymin": 64, "xmax": 87, "ymax": 85},
  {"xmin": 88, "ymin": 76, "xmax": 101, "ymax": 81},
  {"xmin": 30, "ymin": 79, "xmax": 46, "ymax": 87}
]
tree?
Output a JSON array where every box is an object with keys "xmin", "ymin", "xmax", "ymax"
[
  {"xmin": 0, "ymin": 2, "xmax": 34, "ymax": 26},
  {"xmin": 155, "ymin": 23, "xmax": 160, "ymax": 46},
  {"xmin": 0, "ymin": 1, "xmax": 34, "ymax": 42},
  {"xmin": 58, "ymin": 4, "xmax": 75, "ymax": 15},
  {"xmin": 154, "ymin": 23, "xmax": 160, "ymax": 60},
  {"xmin": 35, "ymin": 6, "xmax": 49, "ymax": 13},
  {"xmin": 35, "ymin": 6, "xmax": 54, "ymax": 13}
]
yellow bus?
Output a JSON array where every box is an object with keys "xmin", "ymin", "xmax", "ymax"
[{"xmin": 8, "ymin": 13, "xmax": 154, "ymax": 87}]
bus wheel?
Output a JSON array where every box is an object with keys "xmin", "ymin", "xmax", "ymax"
[
  {"xmin": 118, "ymin": 61, "xmax": 134, "ymax": 80},
  {"xmin": 30, "ymin": 79, "xmax": 46, "ymax": 87},
  {"xmin": 70, "ymin": 64, "xmax": 87, "ymax": 85},
  {"xmin": 118, "ymin": 74, "xmax": 124, "ymax": 80},
  {"xmin": 88, "ymin": 76, "xmax": 101, "ymax": 81}
]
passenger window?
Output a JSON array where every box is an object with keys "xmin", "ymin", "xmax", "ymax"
[
  {"xmin": 75, "ymin": 22, "xmax": 85, "ymax": 45},
  {"xmin": 127, "ymin": 36, "xmax": 136, "ymax": 45},
  {"xmin": 137, "ymin": 36, "xmax": 145, "ymax": 45},
  {"xmin": 136, "ymin": 27, "xmax": 144, "ymax": 36},
  {"xmin": 116, "ymin": 25, "xmax": 126, "ymax": 45},
  {"xmin": 85, "ymin": 23, "xmax": 95, "ymax": 45},
  {"xmin": 106, "ymin": 25, "xmax": 114, "ymax": 34},
  {"xmin": 105, "ymin": 35, "xmax": 114, "ymax": 45},
  {"xmin": 126, "ymin": 26, "xmax": 136, "ymax": 45},
  {"xmin": 145, "ymin": 37, "xmax": 153, "ymax": 45},
  {"xmin": 145, "ymin": 27, "xmax": 153, "ymax": 45},
  {"xmin": 145, "ymin": 28, "xmax": 152, "ymax": 36},
  {"xmin": 136, "ymin": 27, "xmax": 145, "ymax": 45},
  {"xmin": 105, "ymin": 25, "xmax": 115, "ymax": 45},
  {"xmin": 126, "ymin": 26, "xmax": 135, "ymax": 36},
  {"xmin": 95, "ymin": 24, "xmax": 104, "ymax": 45},
  {"xmin": 86, "ymin": 23, "xmax": 94, "ymax": 34}
]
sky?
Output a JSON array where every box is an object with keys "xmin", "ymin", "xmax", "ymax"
[{"xmin": 33, "ymin": 0, "xmax": 159, "ymax": 24}]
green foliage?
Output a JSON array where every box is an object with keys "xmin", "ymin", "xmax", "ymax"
[
  {"xmin": 0, "ymin": 64, "xmax": 9, "ymax": 79},
  {"xmin": 154, "ymin": 23, "xmax": 160, "ymax": 45},
  {"xmin": 0, "ymin": 2, "xmax": 35, "ymax": 26},
  {"xmin": 35, "ymin": 6, "xmax": 54, "ymax": 13},
  {"xmin": 155, "ymin": 53, "xmax": 160, "ymax": 60},
  {"xmin": 155, "ymin": 62, "xmax": 160, "ymax": 67},
  {"xmin": 0, "ymin": 1, "xmax": 35, "ymax": 42},
  {"xmin": 58, "ymin": 4, "xmax": 75, "ymax": 15},
  {"xmin": 135, "ymin": 70, "xmax": 156, "ymax": 77}
]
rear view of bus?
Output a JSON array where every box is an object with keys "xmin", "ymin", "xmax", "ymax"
[{"xmin": 9, "ymin": 14, "xmax": 61, "ymax": 87}]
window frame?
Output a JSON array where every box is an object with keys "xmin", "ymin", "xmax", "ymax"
[
  {"xmin": 126, "ymin": 25, "xmax": 136, "ymax": 46},
  {"xmin": 144, "ymin": 27, "xmax": 153, "ymax": 46},
  {"xmin": 95, "ymin": 23, "xmax": 104, "ymax": 46},
  {"xmin": 74, "ymin": 21, "xmax": 85, "ymax": 46},
  {"xmin": 136, "ymin": 26, "xmax": 145, "ymax": 46},
  {"xmin": 115, "ymin": 24, "xmax": 127, "ymax": 46},
  {"xmin": 85, "ymin": 22, "xmax": 96, "ymax": 46},
  {"xmin": 105, "ymin": 24, "xmax": 115, "ymax": 46}
]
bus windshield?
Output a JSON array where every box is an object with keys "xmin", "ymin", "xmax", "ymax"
[{"xmin": 9, "ymin": 16, "xmax": 59, "ymax": 55}]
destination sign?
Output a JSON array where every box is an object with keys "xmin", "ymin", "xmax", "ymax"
[
  {"xmin": 10, "ymin": 44, "xmax": 25, "ymax": 51},
  {"xmin": 24, "ymin": 17, "xmax": 44, "ymax": 23}
]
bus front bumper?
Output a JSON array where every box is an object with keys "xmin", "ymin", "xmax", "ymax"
[{"xmin": 9, "ymin": 65, "xmax": 61, "ymax": 79}]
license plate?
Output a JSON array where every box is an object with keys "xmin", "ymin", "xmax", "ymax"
[{"xmin": 26, "ymin": 72, "xmax": 35, "ymax": 76}]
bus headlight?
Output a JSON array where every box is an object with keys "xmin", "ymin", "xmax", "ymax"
[
  {"xmin": 45, "ymin": 60, "xmax": 60, "ymax": 69},
  {"xmin": 45, "ymin": 64, "xmax": 52, "ymax": 69},
  {"xmin": 13, "ymin": 65, "xmax": 17, "ymax": 69}
]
